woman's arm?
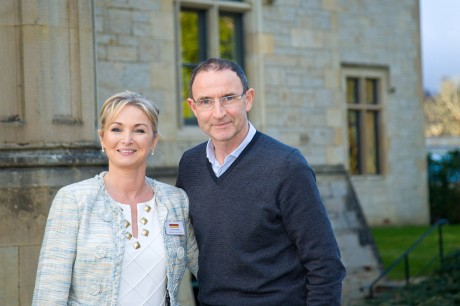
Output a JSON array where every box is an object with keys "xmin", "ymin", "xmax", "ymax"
[
  {"xmin": 180, "ymin": 189, "xmax": 199, "ymax": 277},
  {"xmin": 32, "ymin": 187, "xmax": 80, "ymax": 305}
]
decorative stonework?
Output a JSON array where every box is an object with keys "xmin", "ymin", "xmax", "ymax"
[{"xmin": 0, "ymin": 0, "xmax": 96, "ymax": 147}]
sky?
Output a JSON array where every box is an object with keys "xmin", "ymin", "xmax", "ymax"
[{"xmin": 420, "ymin": 0, "xmax": 460, "ymax": 94}]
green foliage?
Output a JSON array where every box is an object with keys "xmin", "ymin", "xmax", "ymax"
[
  {"xmin": 428, "ymin": 150, "xmax": 460, "ymax": 223},
  {"xmin": 361, "ymin": 250, "xmax": 460, "ymax": 305},
  {"xmin": 181, "ymin": 11, "xmax": 200, "ymax": 64}
]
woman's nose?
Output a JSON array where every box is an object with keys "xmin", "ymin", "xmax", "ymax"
[{"xmin": 122, "ymin": 131, "xmax": 133, "ymax": 143}]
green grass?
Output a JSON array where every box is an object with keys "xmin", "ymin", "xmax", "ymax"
[{"xmin": 371, "ymin": 224, "xmax": 460, "ymax": 280}]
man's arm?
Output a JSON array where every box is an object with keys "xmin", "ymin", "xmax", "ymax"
[{"xmin": 278, "ymin": 149, "xmax": 346, "ymax": 305}]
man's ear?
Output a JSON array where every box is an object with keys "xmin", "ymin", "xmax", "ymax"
[
  {"xmin": 187, "ymin": 98, "xmax": 198, "ymax": 117},
  {"xmin": 244, "ymin": 88, "xmax": 255, "ymax": 112}
]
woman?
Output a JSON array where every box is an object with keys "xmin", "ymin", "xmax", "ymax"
[{"xmin": 33, "ymin": 91, "xmax": 198, "ymax": 305}]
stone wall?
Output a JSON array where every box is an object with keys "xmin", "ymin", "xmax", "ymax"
[{"xmin": 337, "ymin": 0, "xmax": 429, "ymax": 225}]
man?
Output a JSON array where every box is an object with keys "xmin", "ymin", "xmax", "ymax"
[{"xmin": 176, "ymin": 58, "xmax": 345, "ymax": 305}]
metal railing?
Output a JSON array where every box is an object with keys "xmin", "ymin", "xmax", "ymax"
[{"xmin": 366, "ymin": 218, "xmax": 449, "ymax": 298}]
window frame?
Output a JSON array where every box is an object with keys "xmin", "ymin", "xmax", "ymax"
[
  {"xmin": 343, "ymin": 66, "xmax": 388, "ymax": 176},
  {"xmin": 174, "ymin": 0, "xmax": 250, "ymax": 127}
]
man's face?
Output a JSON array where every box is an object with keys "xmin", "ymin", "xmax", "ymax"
[{"xmin": 188, "ymin": 69, "xmax": 254, "ymax": 149}]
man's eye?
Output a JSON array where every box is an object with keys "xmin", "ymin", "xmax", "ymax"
[
  {"xmin": 200, "ymin": 99, "xmax": 213, "ymax": 105},
  {"xmin": 222, "ymin": 95, "xmax": 237, "ymax": 102}
]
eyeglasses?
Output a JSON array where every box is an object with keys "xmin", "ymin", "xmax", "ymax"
[{"xmin": 192, "ymin": 91, "xmax": 247, "ymax": 110}]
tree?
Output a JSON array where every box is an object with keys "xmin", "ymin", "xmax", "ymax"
[{"xmin": 424, "ymin": 78, "xmax": 460, "ymax": 136}]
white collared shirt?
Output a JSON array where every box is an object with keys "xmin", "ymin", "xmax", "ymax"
[{"xmin": 206, "ymin": 122, "xmax": 257, "ymax": 177}]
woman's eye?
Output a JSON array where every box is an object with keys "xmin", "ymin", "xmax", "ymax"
[
  {"xmin": 135, "ymin": 129, "xmax": 146, "ymax": 134},
  {"xmin": 111, "ymin": 127, "xmax": 121, "ymax": 132}
]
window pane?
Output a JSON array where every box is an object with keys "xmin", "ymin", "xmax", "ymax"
[
  {"xmin": 365, "ymin": 111, "xmax": 380, "ymax": 174},
  {"xmin": 219, "ymin": 13, "xmax": 243, "ymax": 64},
  {"xmin": 348, "ymin": 110, "xmax": 361, "ymax": 174},
  {"xmin": 182, "ymin": 66, "xmax": 197, "ymax": 125},
  {"xmin": 365, "ymin": 78, "xmax": 378, "ymax": 104},
  {"xmin": 346, "ymin": 77, "xmax": 359, "ymax": 104},
  {"xmin": 181, "ymin": 9, "xmax": 206, "ymax": 125},
  {"xmin": 180, "ymin": 11, "xmax": 200, "ymax": 63}
]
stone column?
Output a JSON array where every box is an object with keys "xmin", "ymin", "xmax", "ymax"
[{"xmin": 0, "ymin": 1, "xmax": 97, "ymax": 305}]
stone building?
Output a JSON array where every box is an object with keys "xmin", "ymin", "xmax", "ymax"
[{"xmin": 0, "ymin": 0, "xmax": 428, "ymax": 305}]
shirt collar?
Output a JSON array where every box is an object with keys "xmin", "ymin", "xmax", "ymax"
[{"xmin": 206, "ymin": 122, "xmax": 256, "ymax": 166}]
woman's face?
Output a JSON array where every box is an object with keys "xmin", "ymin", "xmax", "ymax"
[{"xmin": 99, "ymin": 105, "xmax": 157, "ymax": 171}]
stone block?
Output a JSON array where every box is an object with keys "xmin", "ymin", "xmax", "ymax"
[
  {"xmin": 250, "ymin": 34, "xmax": 274, "ymax": 55},
  {"xmin": 151, "ymin": 62, "xmax": 174, "ymax": 89},
  {"xmin": 151, "ymin": 13, "xmax": 173, "ymax": 40},
  {"xmin": 138, "ymin": 40, "xmax": 161, "ymax": 62},
  {"xmin": 327, "ymin": 146, "xmax": 346, "ymax": 165},
  {"xmin": 0, "ymin": 247, "xmax": 18, "ymax": 306},
  {"xmin": 0, "ymin": 185, "xmax": 50, "ymax": 246},
  {"xmin": 19, "ymin": 246, "xmax": 41, "ymax": 306},
  {"xmin": 107, "ymin": 45, "xmax": 137, "ymax": 62},
  {"xmin": 291, "ymin": 28, "xmax": 324, "ymax": 48},
  {"xmin": 133, "ymin": 21, "xmax": 152, "ymax": 37},
  {"xmin": 106, "ymin": 9, "xmax": 132, "ymax": 34}
]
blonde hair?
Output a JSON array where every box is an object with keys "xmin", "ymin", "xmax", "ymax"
[{"xmin": 99, "ymin": 91, "xmax": 160, "ymax": 136}]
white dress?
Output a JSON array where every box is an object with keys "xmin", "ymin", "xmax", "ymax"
[{"xmin": 116, "ymin": 196, "xmax": 167, "ymax": 306}]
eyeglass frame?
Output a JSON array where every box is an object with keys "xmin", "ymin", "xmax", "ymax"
[{"xmin": 191, "ymin": 90, "xmax": 248, "ymax": 110}]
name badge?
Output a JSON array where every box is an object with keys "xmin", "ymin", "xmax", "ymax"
[{"xmin": 165, "ymin": 222, "xmax": 185, "ymax": 235}]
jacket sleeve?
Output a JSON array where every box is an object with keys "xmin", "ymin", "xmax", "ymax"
[
  {"xmin": 32, "ymin": 187, "xmax": 80, "ymax": 305},
  {"xmin": 179, "ymin": 188, "xmax": 199, "ymax": 277},
  {"xmin": 278, "ymin": 150, "xmax": 346, "ymax": 306}
]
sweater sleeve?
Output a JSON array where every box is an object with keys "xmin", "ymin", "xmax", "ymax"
[
  {"xmin": 32, "ymin": 187, "xmax": 79, "ymax": 305},
  {"xmin": 175, "ymin": 155, "xmax": 186, "ymax": 190},
  {"xmin": 278, "ymin": 149, "xmax": 346, "ymax": 306}
]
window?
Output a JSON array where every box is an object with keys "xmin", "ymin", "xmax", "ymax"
[
  {"xmin": 345, "ymin": 71, "xmax": 385, "ymax": 175},
  {"xmin": 177, "ymin": 1, "xmax": 249, "ymax": 126}
]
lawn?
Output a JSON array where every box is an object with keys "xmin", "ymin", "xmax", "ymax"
[{"xmin": 371, "ymin": 223, "xmax": 460, "ymax": 280}]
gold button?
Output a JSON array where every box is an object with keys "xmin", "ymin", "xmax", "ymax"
[
  {"xmin": 140, "ymin": 217, "xmax": 148, "ymax": 225},
  {"xmin": 144, "ymin": 205, "xmax": 151, "ymax": 213},
  {"xmin": 124, "ymin": 220, "xmax": 130, "ymax": 228},
  {"xmin": 133, "ymin": 241, "xmax": 141, "ymax": 249},
  {"xmin": 141, "ymin": 229, "xmax": 149, "ymax": 237},
  {"xmin": 125, "ymin": 232, "xmax": 132, "ymax": 240}
]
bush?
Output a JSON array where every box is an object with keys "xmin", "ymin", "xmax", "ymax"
[{"xmin": 428, "ymin": 150, "xmax": 460, "ymax": 223}]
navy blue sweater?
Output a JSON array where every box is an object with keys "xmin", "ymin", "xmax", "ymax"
[{"xmin": 176, "ymin": 132, "xmax": 345, "ymax": 306}]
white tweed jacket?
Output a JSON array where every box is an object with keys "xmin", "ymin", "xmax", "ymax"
[{"xmin": 32, "ymin": 172, "xmax": 198, "ymax": 306}]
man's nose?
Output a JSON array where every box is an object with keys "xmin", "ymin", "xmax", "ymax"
[{"xmin": 212, "ymin": 100, "xmax": 226, "ymax": 118}]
